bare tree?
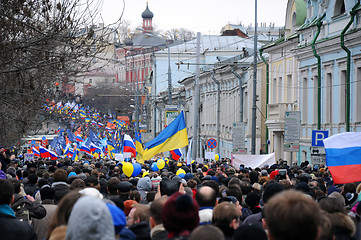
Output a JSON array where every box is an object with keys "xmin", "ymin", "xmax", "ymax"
[
  {"xmin": 160, "ymin": 28, "xmax": 196, "ymax": 42},
  {"xmin": 0, "ymin": 0, "xmax": 113, "ymax": 146}
]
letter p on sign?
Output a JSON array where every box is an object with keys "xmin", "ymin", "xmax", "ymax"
[{"xmin": 312, "ymin": 130, "xmax": 329, "ymax": 147}]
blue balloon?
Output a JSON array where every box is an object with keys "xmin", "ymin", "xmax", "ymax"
[
  {"xmin": 132, "ymin": 163, "xmax": 142, "ymax": 177},
  {"xmin": 151, "ymin": 162, "xmax": 159, "ymax": 171},
  {"xmin": 178, "ymin": 173, "xmax": 185, "ymax": 178}
]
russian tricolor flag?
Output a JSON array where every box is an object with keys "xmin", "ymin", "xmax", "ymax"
[
  {"xmin": 76, "ymin": 135, "xmax": 84, "ymax": 143},
  {"xmin": 122, "ymin": 134, "xmax": 136, "ymax": 157},
  {"xmin": 98, "ymin": 122, "xmax": 104, "ymax": 128},
  {"xmin": 32, "ymin": 146, "xmax": 40, "ymax": 157},
  {"xmin": 80, "ymin": 144, "xmax": 91, "ymax": 154},
  {"xmin": 324, "ymin": 132, "xmax": 361, "ymax": 184},
  {"xmin": 39, "ymin": 146, "xmax": 58, "ymax": 160},
  {"xmin": 170, "ymin": 148, "xmax": 182, "ymax": 160}
]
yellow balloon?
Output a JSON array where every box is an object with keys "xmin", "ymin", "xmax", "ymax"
[
  {"xmin": 122, "ymin": 162, "xmax": 134, "ymax": 177},
  {"xmin": 177, "ymin": 163, "xmax": 182, "ymax": 167},
  {"xmin": 215, "ymin": 154, "xmax": 220, "ymax": 161},
  {"xmin": 176, "ymin": 169, "xmax": 186, "ymax": 176},
  {"xmin": 157, "ymin": 159, "xmax": 165, "ymax": 169},
  {"xmin": 191, "ymin": 160, "xmax": 195, "ymax": 164},
  {"xmin": 143, "ymin": 171, "xmax": 149, "ymax": 177}
]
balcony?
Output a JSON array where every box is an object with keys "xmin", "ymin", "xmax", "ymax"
[{"xmin": 265, "ymin": 103, "xmax": 297, "ymax": 131}]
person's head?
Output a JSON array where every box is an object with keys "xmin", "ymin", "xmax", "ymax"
[
  {"xmin": 189, "ymin": 225, "xmax": 225, "ymax": 240},
  {"xmin": 225, "ymin": 184, "xmax": 243, "ymax": 203},
  {"xmin": 265, "ymin": 190, "xmax": 321, "ymax": 240},
  {"xmin": 262, "ymin": 182, "xmax": 285, "ymax": 204},
  {"xmin": 233, "ymin": 225, "xmax": 267, "ymax": 240},
  {"xmin": 149, "ymin": 197, "xmax": 168, "ymax": 228},
  {"xmin": 10, "ymin": 178, "xmax": 21, "ymax": 194},
  {"xmin": 0, "ymin": 179, "xmax": 14, "ymax": 205},
  {"xmin": 40, "ymin": 186, "xmax": 55, "ymax": 201},
  {"xmin": 228, "ymin": 177, "xmax": 242, "ymax": 187},
  {"xmin": 47, "ymin": 191, "xmax": 82, "ymax": 239},
  {"xmin": 195, "ymin": 186, "xmax": 217, "ymax": 208},
  {"xmin": 212, "ymin": 202, "xmax": 240, "ymax": 230},
  {"xmin": 162, "ymin": 192, "xmax": 199, "ymax": 234},
  {"xmin": 66, "ymin": 196, "xmax": 114, "ymax": 240},
  {"xmin": 53, "ymin": 169, "xmax": 68, "ymax": 182},
  {"xmin": 28, "ymin": 174, "xmax": 38, "ymax": 184},
  {"xmin": 84, "ymin": 175, "xmax": 99, "ymax": 189},
  {"xmin": 107, "ymin": 177, "xmax": 120, "ymax": 195},
  {"xmin": 127, "ymin": 203, "xmax": 150, "ymax": 226},
  {"xmin": 318, "ymin": 197, "xmax": 346, "ymax": 214},
  {"xmin": 70, "ymin": 179, "xmax": 86, "ymax": 191}
]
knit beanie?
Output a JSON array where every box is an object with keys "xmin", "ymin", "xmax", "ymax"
[
  {"xmin": 106, "ymin": 203, "xmax": 126, "ymax": 234},
  {"xmin": 262, "ymin": 182, "xmax": 284, "ymax": 204},
  {"xmin": 66, "ymin": 196, "xmax": 114, "ymax": 240},
  {"xmin": 162, "ymin": 192, "xmax": 199, "ymax": 233}
]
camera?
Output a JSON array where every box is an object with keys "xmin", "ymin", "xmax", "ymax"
[{"xmin": 160, "ymin": 180, "xmax": 181, "ymax": 196}]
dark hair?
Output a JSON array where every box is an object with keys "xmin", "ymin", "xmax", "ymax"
[
  {"xmin": 0, "ymin": 179, "xmax": 14, "ymax": 205},
  {"xmin": 107, "ymin": 177, "xmax": 120, "ymax": 195},
  {"xmin": 10, "ymin": 179, "xmax": 21, "ymax": 194},
  {"xmin": 146, "ymin": 191, "xmax": 156, "ymax": 203},
  {"xmin": 318, "ymin": 197, "xmax": 346, "ymax": 214},
  {"xmin": 130, "ymin": 190, "xmax": 141, "ymax": 203},
  {"xmin": 28, "ymin": 174, "xmax": 38, "ymax": 184},
  {"xmin": 226, "ymin": 185, "xmax": 243, "ymax": 203}
]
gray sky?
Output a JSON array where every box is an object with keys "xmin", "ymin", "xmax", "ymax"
[{"xmin": 101, "ymin": 0, "xmax": 289, "ymax": 34}]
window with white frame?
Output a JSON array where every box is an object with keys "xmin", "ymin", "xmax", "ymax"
[
  {"xmin": 313, "ymin": 76, "xmax": 318, "ymax": 124},
  {"xmin": 334, "ymin": 0, "xmax": 346, "ymax": 16},
  {"xmin": 287, "ymin": 74, "xmax": 292, "ymax": 102},
  {"xmin": 325, "ymin": 73, "xmax": 333, "ymax": 124},
  {"xmin": 302, "ymin": 78, "xmax": 308, "ymax": 123},
  {"xmin": 356, "ymin": 67, "xmax": 361, "ymax": 122},
  {"xmin": 340, "ymin": 70, "xmax": 346, "ymax": 123}
]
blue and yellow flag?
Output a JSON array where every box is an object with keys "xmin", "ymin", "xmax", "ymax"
[
  {"xmin": 135, "ymin": 131, "xmax": 144, "ymax": 164},
  {"xmin": 142, "ymin": 111, "xmax": 188, "ymax": 160}
]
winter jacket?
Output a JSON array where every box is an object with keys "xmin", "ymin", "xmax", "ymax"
[
  {"xmin": 31, "ymin": 200, "xmax": 57, "ymax": 240},
  {"xmin": 129, "ymin": 221, "xmax": 151, "ymax": 240},
  {"xmin": 0, "ymin": 210, "xmax": 37, "ymax": 240},
  {"xmin": 24, "ymin": 184, "xmax": 39, "ymax": 197}
]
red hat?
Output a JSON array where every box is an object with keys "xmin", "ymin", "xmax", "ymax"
[
  {"xmin": 269, "ymin": 170, "xmax": 279, "ymax": 180},
  {"xmin": 162, "ymin": 192, "xmax": 199, "ymax": 233}
]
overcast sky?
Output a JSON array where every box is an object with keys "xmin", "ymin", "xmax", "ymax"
[{"xmin": 100, "ymin": 0, "xmax": 289, "ymax": 34}]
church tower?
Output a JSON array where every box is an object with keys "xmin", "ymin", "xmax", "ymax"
[{"xmin": 141, "ymin": 2, "xmax": 154, "ymax": 32}]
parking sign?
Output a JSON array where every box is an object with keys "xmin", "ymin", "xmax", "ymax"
[{"xmin": 311, "ymin": 130, "xmax": 329, "ymax": 147}]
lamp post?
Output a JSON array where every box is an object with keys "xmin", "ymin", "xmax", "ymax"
[{"xmin": 251, "ymin": 0, "xmax": 258, "ymax": 155}]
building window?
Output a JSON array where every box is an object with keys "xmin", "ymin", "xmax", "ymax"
[
  {"xmin": 273, "ymin": 78, "xmax": 277, "ymax": 103},
  {"xmin": 325, "ymin": 73, "xmax": 333, "ymax": 124},
  {"xmin": 340, "ymin": 70, "xmax": 346, "ymax": 123},
  {"xmin": 278, "ymin": 76, "xmax": 283, "ymax": 102},
  {"xmin": 313, "ymin": 76, "xmax": 318, "ymax": 124},
  {"xmin": 89, "ymin": 79, "xmax": 92, "ymax": 84},
  {"xmin": 287, "ymin": 74, "xmax": 292, "ymax": 102},
  {"xmin": 302, "ymin": 78, "xmax": 308, "ymax": 123},
  {"xmin": 334, "ymin": 0, "xmax": 346, "ymax": 16},
  {"xmin": 356, "ymin": 67, "xmax": 361, "ymax": 122}
]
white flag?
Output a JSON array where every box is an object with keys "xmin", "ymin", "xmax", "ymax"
[{"xmin": 186, "ymin": 138, "xmax": 193, "ymax": 165}]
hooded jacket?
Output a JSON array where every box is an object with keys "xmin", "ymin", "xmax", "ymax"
[{"xmin": 137, "ymin": 177, "xmax": 152, "ymax": 204}]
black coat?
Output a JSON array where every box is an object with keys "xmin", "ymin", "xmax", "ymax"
[
  {"xmin": 52, "ymin": 182, "xmax": 70, "ymax": 204},
  {"xmin": 129, "ymin": 221, "xmax": 151, "ymax": 240},
  {"xmin": 0, "ymin": 213, "xmax": 37, "ymax": 240}
]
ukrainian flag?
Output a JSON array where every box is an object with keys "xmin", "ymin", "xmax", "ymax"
[
  {"xmin": 142, "ymin": 111, "xmax": 188, "ymax": 160},
  {"xmin": 135, "ymin": 131, "xmax": 144, "ymax": 164}
]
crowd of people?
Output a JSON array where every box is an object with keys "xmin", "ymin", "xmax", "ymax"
[{"xmin": 1, "ymin": 148, "xmax": 361, "ymax": 240}]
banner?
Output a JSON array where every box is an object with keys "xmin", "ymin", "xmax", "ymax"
[{"xmin": 231, "ymin": 153, "xmax": 275, "ymax": 169}]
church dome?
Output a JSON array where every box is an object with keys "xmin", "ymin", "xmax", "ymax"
[{"xmin": 141, "ymin": 3, "xmax": 154, "ymax": 19}]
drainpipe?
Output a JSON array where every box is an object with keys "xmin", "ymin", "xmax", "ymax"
[
  {"xmin": 231, "ymin": 68, "xmax": 244, "ymax": 121},
  {"xmin": 311, "ymin": 13, "xmax": 326, "ymax": 130},
  {"xmin": 259, "ymin": 49, "xmax": 269, "ymax": 154},
  {"xmin": 211, "ymin": 71, "xmax": 220, "ymax": 154},
  {"xmin": 340, "ymin": 1, "xmax": 360, "ymax": 132}
]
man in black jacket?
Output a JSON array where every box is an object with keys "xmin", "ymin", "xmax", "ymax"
[
  {"xmin": 10, "ymin": 179, "xmax": 46, "ymax": 222},
  {"xmin": 0, "ymin": 179, "xmax": 37, "ymax": 240}
]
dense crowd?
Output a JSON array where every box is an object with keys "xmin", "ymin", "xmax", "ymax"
[{"xmin": 0, "ymin": 147, "xmax": 361, "ymax": 240}]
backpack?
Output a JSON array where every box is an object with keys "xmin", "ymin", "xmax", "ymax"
[{"xmin": 14, "ymin": 201, "xmax": 31, "ymax": 224}]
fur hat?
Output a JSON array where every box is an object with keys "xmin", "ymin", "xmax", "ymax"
[
  {"xmin": 162, "ymin": 192, "xmax": 199, "ymax": 233},
  {"xmin": 66, "ymin": 196, "xmax": 114, "ymax": 240}
]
